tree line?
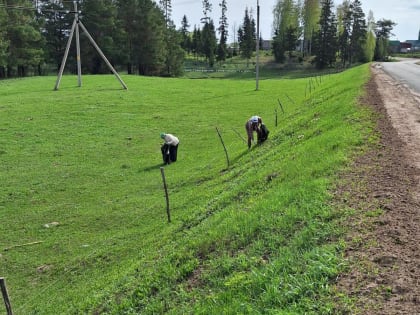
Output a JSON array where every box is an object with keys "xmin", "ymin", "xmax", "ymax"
[
  {"xmin": 0, "ymin": 0, "xmax": 395, "ymax": 79},
  {"xmin": 0, "ymin": 0, "xmax": 185, "ymax": 78},
  {"xmin": 0, "ymin": 0, "xmax": 254, "ymax": 78},
  {"xmin": 273, "ymin": 0, "xmax": 396, "ymax": 69}
]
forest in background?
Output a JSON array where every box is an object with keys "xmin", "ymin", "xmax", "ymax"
[{"xmin": 0, "ymin": 0, "xmax": 395, "ymax": 79}]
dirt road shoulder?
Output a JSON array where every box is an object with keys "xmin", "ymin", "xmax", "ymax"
[{"xmin": 334, "ymin": 65, "xmax": 420, "ymax": 314}]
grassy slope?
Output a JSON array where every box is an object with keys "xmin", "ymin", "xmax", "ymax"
[{"xmin": 0, "ymin": 65, "xmax": 371, "ymax": 314}]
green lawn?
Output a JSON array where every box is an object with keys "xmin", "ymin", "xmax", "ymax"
[{"xmin": 0, "ymin": 65, "xmax": 372, "ymax": 314}]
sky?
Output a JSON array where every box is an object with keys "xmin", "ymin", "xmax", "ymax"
[{"xmin": 170, "ymin": 0, "xmax": 420, "ymax": 42}]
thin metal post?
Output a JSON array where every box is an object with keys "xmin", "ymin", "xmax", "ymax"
[
  {"xmin": 285, "ymin": 93, "xmax": 295, "ymax": 104},
  {"xmin": 275, "ymin": 109, "xmax": 278, "ymax": 127},
  {"xmin": 160, "ymin": 167, "xmax": 171, "ymax": 223},
  {"xmin": 78, "ymin": 20, "xmax": 128, "ymax": 90},
  {"xmin": 0, "ymin": 278, "xmax": 13, "ymax": 315},
  {"xmin": 277, "ymin": 99, "xmax": 284, "ymax": 113},
  {"xmin": 216, "ymin": 127, "xmax": 230, "ymax": 168}
]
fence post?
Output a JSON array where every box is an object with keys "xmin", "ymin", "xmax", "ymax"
[
  {"xmin": 285, "ymin": 93, "xmax": 295, "ymax": 105},
  {"xmin": 277, "ymin": 99, "xmax": 284, "ymax": 114},
  {"xmin": 0, "ymin": 278, "xmax": 13, "ymax": 315},
  {"xmin": 160, "ymin": 167, "xmax": 171, "ymax": 223},
  {"xmin": 275, "ymin": 109, "xmax": 278, "ymax": 127},
  {"xmin": 216, "ymin": 127, "xmax": 230, "ymax": 169}
]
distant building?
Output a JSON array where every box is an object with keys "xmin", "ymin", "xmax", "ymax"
[
  {"xmin": 405, "ymin": 40, "xmax": 420, "ymax": 52},
  {"xmin": 400, "ymin": 42, "xmax": 412, "ymax": 53},
  {"xmin": 388, "ymin": 40, "xmax": 420, "ymax": 53}
]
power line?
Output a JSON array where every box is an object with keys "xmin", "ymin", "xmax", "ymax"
[{"xmin": 0, "ymin": 3, "xmax": 76, "ymax": 14}]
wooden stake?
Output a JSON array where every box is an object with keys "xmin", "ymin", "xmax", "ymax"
[
  {"xmin": 275, "ymin": 109, "xmax": 278, "ymax": 127},
  {"xmin": 216, "ymin": 127, "xmax": 230, "ymax": 168},
  {"xmin": 160, "ymin": 167, "xmax": 171, "ymax": 223},
  {"xmin": 277, "ymin": 99, "xmax": 284, "ymax": 114},
  {"xmin": 0, "ymin": 278, "xmax": 13, "ymax": 315},
  {"xmin": 285, "ymin": 93, "xmax": 295, "ymax": 104}
]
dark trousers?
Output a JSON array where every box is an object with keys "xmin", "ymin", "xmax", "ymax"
[
  {"xmin": 257, "ymin": 124, "xmax": 269, "ymax": 144},
  {"xmin": 161, "ymin": 144, "xmax": 178, "ymax": 164}
]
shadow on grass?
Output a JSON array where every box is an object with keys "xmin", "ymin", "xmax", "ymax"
[
  {"xmin": 219, "ymin": 145, "xmax": 264, "ymax": 173},
  {"xmin": 231, "ymin": 149, "xmax": 250, "ymax": 164},
  {"xmin": 140, "ymin": 163, "xmax": 165, "ymax": 172}
]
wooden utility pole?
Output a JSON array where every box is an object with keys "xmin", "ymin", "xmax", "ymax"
[
  {"xmin": 255, "ymin": 0, "xmax": 260, "ymax": 91},
  {"xmin": 54, "ymin": 1, "xmax": 127, "ymax": 90}
]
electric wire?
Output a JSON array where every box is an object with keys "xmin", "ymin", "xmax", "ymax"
[{"xmin": 0, "ymin": 3, "xmax": 78, "ymax": 14}]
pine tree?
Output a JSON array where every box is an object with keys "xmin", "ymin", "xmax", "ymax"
[
  {"xmin": 163, "ymin": 24, "xmax": 185, "ymax": 76},
  {"xmin": 159, "ymin": 0, "xmax": 172, "ymax": 27},
  {"xmin": 158, "ymin": 0, "xmax": 184, "ymax": 76},
  {"xmin": 349, "ymin": 0, "xmax": 367, "ymax": 63},
  {"xmin": 0, "ymin": 2, "xmax": 9, "ymax": 78},
  {"xmin": 201, "ymin": 0, "xmax": 212, "ymax": 23},
  {"xmin": 374, "ymin": 19, "xmax": 396, "ymax": 61},
  {"xmin": 202, "ymin": 19, "xmax": 217, "ymax": 67},
  {"xmin": 117, "ymin": 0, "xmax": 167, "ymax": 75},
  {"xmin": 80, "ymin": 0, "xmax": 120, "ymax": 74},
  {"xmin": 192, "ymin": 26, "xmax": 202, "ymax": 58},
  {"xmin": 314, "ymin": 0, "xmax": 337, "ymax": 69},
  {"xmin": 216, "ymin": 0, "xmax": 228, "ymax": 62},
  {"xmin": 238, "ymin": 8, "xmax": 256, "ymax": 63},
  {"xmin": 6, "ymin": 0, "xmax": 44, "ymax": 77},
  {"xmin": 180, "ymin": 15, "xmax": 191, "ymax": 53},
  {"xmin": 337, "ymin": 0, "xmax": 352, "ymax": 67},
  {"xmin": 116, "ymin": 0, "xmax": 138, "ymax": 74},
  {"xmin": 37, "ymin": 0, "xmax": 74, "ymax": 72},
  {"xmin": 134, "ymin": 0, "xmax": 166, "ymax": 75},
  {"xmin": 272, "ymin": 0, "xmax": 300, "ymax": 63},
  {"xmin": 201, "ymin": 0, "xmax": 216, "ymax": 66}
]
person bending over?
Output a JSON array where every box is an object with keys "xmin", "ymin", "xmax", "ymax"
[
  {"xmin": 245, "ymin": 116, "xmax": 262, "ymax": 149},
  {"xmin": 160, "ymin": 132, "xmax": 179, "ymax": 164}
]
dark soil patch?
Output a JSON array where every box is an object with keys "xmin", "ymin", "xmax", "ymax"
[{"xmin": 334, "ymin": 69, "xmax": 420, "ymax": 314}]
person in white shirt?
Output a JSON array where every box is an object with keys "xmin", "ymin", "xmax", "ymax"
[{"xmin": 160, "ymin": 133, "xmax": 179, "ymax": 164}]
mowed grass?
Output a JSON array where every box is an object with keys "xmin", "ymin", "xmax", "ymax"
[{"xmin": 0, "ymin": 65, "xmax": 372, "ymax": 314}]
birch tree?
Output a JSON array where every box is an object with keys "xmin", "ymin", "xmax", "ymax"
[{"xmin": 302, "ymin": 0, "xmax": 320, "ymax": 56}]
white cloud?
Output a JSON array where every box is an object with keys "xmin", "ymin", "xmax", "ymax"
[{"xmin": 362, "ymin": 0, "xmax": 420, "ymax": 40}]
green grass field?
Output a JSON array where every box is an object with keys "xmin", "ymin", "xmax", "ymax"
[{"xmin": 0, "ymin": 65, "xmax": 372, "ymax": 314}]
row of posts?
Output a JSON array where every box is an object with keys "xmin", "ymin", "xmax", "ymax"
[
  {"xmin": 4, "ymin": 77, "xmax": 323, "ymax": 312},
  {"xmin": 160, "ymin": 71, "xmax": 326, "ymax": 224},
  {"xmin": 160, "ymin": 95, "xmax": 291, "ymax": 224}
]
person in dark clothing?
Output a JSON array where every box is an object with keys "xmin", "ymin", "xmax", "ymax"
[
  {"xmin": 160, "ymin": 132, "xmax": 179, "ymax": 164},
  {"xmin": 258, "ymin": 123, "xmax": 269, "ymax": 144}
]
